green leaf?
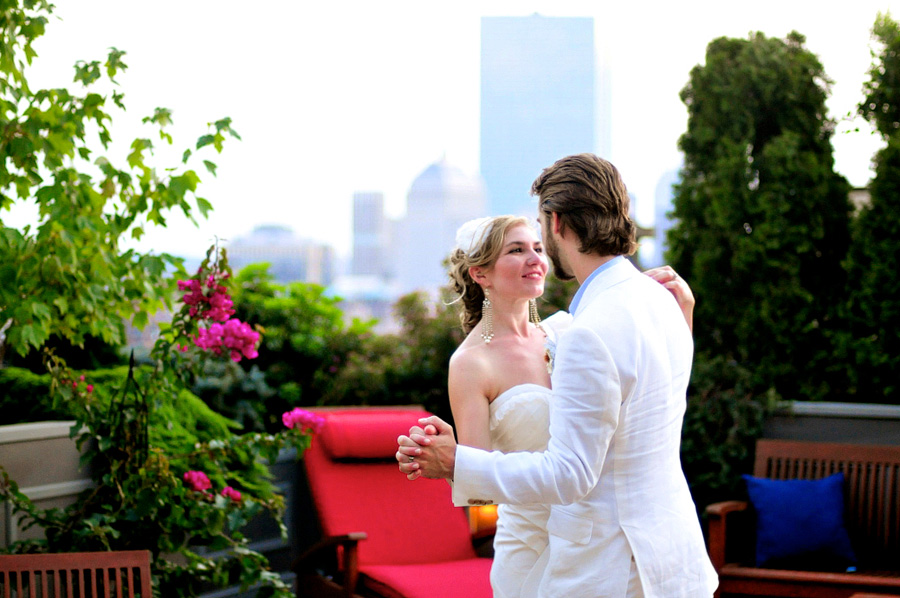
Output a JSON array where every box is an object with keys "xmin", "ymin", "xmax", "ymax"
[
  {"xmin": 18, "ymin": 324, "xmax": 40, "ymax": 351},
  {"xmin": 31, "ymin": 302, "xmax": 51, "ymax": 321},
  {"xmin": 132, "ymin": 310, "xmax": 149, "ymax": 330},
  {"xmin": 196, "ymin": 197, "xmax": 213, "ymax": 218},
  {"xmin": 196, "ymin": 134, "xmax": 215, "ymax": 150},
  {"xmin": 53, "ymin": 296, "xmax": 69, "ymax": 315},
  {"xmin": 73, "ymin": 60, "xmax": 101, "ymax": 86},
  {"xmin": 127, "ymin": 138, "xmax": 152, "ymax": 168},
  {"xmin": 203, "ymin": 160, "xmax": 217, "ymax": 176},
  {"xmin": 105, "ymin": 47, "xmax": 128, "ymax": 80}
]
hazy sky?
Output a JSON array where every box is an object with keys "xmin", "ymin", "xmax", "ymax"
[{"xmin": 10, "ymin": 0, "xmax": 898, "ymax": 261}]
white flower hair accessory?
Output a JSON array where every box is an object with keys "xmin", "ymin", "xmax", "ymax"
[{"xmin": 455, "ymin": 217, "xmax": 494, "ymax": 256}]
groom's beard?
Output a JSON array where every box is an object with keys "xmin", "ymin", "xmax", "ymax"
[{"xmin": 545, "ymin": 231, "xmax": 575, "ymax": 282}]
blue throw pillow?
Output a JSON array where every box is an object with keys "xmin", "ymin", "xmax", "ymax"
[{"xmin": 743, "ymin": 473, "xmax": 856, "ymax": 571}]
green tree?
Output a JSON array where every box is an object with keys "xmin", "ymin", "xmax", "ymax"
[
  {"xmin": 670, "ymin": 31, "xmax": 852, "ymax": 401},
  {"xmin": 0, "ymin": 3, "xmax": 310, "ymax": 595},
  {"xmin": 859, "ymin": 13, "xmax": 900, "ymax": 136},
  {"xmin": 841, "ymin": 13, "xmax": 900, "ymax": 402},
  {"xmin": 0, "ymin": 0, "xmax": 238, "ymax": 363},
  {"xmin": 680, "ymin": 356, "xmax": 778, "ymax": 509}
]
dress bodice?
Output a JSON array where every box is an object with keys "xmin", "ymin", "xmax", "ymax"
[{"xmin": 489, "ymin": 383, "xmax": 552, "ymax": 454}]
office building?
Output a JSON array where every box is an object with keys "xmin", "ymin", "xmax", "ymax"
[
  {"xmin": 480, "ymin": 15, "xmax": 596, "ymax": 216},
  {"xmin": 351, "ymin": 191, "xmax": 388, "ymax": 278},
  {"xmin": 227, "ymin": 225, "xmax": 335, "ymax": 285},
  {"xmin": 396, "ymin": 157, "xmax": 488, "ymax": 294}
]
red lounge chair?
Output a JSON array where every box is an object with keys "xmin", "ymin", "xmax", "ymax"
[{"xmin": 293, "ymin": 406, "xmax": 493, "ymax": 598}]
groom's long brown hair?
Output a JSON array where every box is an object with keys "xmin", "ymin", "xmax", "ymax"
[{"xmin": 532, "ymin": 153, "xmax": 637, "ymax": 257}]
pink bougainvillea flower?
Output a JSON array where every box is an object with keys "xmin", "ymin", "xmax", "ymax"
[
  {"xmin": 282, "ymin": 408, "xmax": 325, "ymax": 433},
  {"xmin": 221, "ymin": 486, "xmax": 242, "ymax": 502},
  {"xmin": 183, "ymin": 470, "xmax": 212, "ymax": 492},
  {"xmin": 178, "ymin": 273, "xmax": 236, "ymax": 322},
  {"xmin": 194, "ymin": 319, "xmax": 260, "ymax": 362}
]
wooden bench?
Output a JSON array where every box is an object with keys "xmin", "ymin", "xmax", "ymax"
[
  {"xmin": 0, "ymin": 550, "xmax": 152, "ymax": 597},
  {"xmin": 707, "ymin": 439, "xmax": 900, "ymax": 598}
]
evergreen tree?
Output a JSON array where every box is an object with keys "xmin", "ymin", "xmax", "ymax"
[
  {"xmin": 842, "ymin": 13, "xmax": 900, "ymax": 402},
  {"xmin": 669, "ymin": 31, "xmax": 852, "ymax": 400}
]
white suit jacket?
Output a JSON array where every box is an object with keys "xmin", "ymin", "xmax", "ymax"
[{"xmin": 453, "ymin": 258, "xmax": 718, "ymax": 598}]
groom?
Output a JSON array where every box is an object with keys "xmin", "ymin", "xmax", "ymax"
[{"xmin": 396, "ymin": 154, "xmax": 717, "ymax": 597}]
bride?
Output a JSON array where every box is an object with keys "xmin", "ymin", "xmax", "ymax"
[{"xmin": 408, "ymin": 215, "xmax": 693, "ymax": 598}]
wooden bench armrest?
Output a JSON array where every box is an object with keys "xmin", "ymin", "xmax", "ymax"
[
  {"xmin": 706, "ymin": 501, "xmax": 749, "ymax": 571},
  {"xmin": 292, "ymin": 532, "xmax": 368, "ymax": 596},
  {"xmin": 706, "ymin": 500, "xmax": 749, "ymax": 518}
]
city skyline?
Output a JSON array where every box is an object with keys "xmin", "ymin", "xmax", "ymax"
[{"xmin": 3, "ymin": 1, "xmax": 894, "ymax": 260}]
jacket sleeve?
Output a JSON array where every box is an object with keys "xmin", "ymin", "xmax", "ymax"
[{"xmin": 452, "ymin": 325, "xmax": 623, "ymax": 507}]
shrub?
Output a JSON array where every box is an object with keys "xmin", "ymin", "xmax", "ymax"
[{"xmin": 681, "ymin": 354, "xmax": 779, "ymax": 511}]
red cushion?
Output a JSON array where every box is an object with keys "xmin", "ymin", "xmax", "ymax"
[
  {"xmin": 361, "ymin": 560, "xmax": 493, "ymax": 598},
  {"xmin": 317, "ymin": 407, "xmax": 424, "ymax": 459},
  {"xmin": 304, "ymin": 408, "xmax": 477, "ymax": 566}
]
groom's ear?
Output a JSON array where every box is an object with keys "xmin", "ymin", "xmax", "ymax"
[{"xmin": 550, "ymin": 211, "xmax": 563, "ymax": 236}]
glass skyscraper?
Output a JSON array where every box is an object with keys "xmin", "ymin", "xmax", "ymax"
[{"xmin": 480, "ymin": 15, "xmax": 596, "ymax": 217}]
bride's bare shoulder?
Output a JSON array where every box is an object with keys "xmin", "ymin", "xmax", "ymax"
[
  {"xmin": 448, "ymin": 338, "xmax": 496, "ymax": 405},
  {"xmin": 449, "ymin": 333, "xmax": 491, "ymax": 376}
]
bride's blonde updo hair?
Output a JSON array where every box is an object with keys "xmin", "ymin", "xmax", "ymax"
[{"xmin": 448, "ymin": 215, "xmax": 535, "ymax": 334}]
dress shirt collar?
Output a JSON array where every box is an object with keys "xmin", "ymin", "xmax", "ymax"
[{"xmin": 568, "ymin": 255, "xmax": 627, "ymax": 315}]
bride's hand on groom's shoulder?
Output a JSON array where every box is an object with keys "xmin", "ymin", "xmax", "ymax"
[{"xmin": 643, "ymin": 265, "xmax": 694, "ymax": 332}]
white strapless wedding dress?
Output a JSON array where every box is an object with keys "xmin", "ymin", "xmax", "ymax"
[{"xmin": 488, "ymin": 383, "xmax": 552, "ymax": 598}]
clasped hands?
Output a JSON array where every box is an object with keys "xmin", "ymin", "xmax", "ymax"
[{"xmin": 395, "ymin": 415, "xmax": 457, "ymax": 481}]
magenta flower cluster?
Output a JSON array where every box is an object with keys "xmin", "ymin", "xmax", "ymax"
[
  {"xmin": 70, "ymin": 374, "xmax": 94, "ymax": 394},
  {"xmin": 195, "ymin": 319, "xmax": 260, "ymax": 362},
  {"xmin": 183, "ymin": 471, "xmax": 243, "ymax": 503},
  {"xmin": 178, "ymin": 266, "xmax": 260, "ymax": 362},
  {"xmin": 282, "ymin": 407, "xmax": 325, "ymax": 433},
  {"xmin": 221, "ymin": 486, "xmax": 242, "ymax": 502},
  {"xmin": 177, "ymin": 274, "xmax": 235, "ymax": 322},
  {"xmin": 183, "ymin": 470, "xmax": 212, "ymax": 492}
]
